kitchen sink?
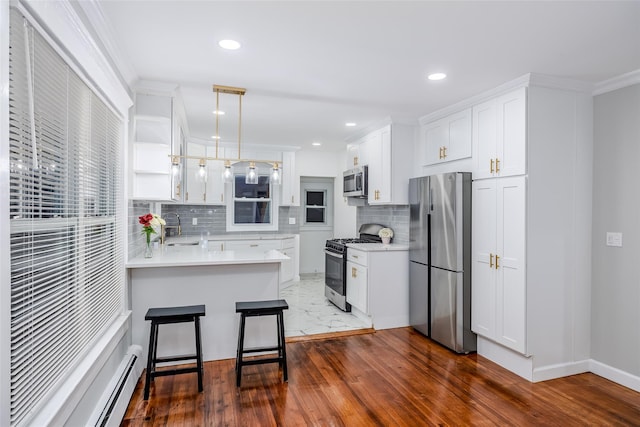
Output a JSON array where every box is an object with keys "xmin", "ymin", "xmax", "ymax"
[{"xmin": 166, "ymin": 242, "xmax": 198, "ymax": 247}]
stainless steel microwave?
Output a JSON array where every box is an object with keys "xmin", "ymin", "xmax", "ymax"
[{"xmin": 343, "ymin": 165, "xmax": 368, "ymax": 198}]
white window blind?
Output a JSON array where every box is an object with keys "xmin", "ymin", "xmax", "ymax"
[{"xmin": 8, "ymin": 9, "xmax": 124, "ymax": 426}]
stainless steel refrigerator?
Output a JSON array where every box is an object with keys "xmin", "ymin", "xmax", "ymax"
[{"xmin": 409, "ymin": 173, "xmax": 476, "ymax": 353}]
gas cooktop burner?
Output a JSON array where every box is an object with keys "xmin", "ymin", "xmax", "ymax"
[
  {"xmin": 325, "ymin": 235, "xmax": 381, "ymax": 254},
  {"xmin": 329, "ymin": 238, "xmax": 373, "ymax": 245}
]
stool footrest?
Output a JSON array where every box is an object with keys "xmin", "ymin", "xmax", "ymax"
[
  {"xmin": 154, "ymin": 354, "xmax": 198, "ymax": 363},
  {"xmin": 241, "ymin": 357, "xmax": 284, "ymax": 366},
  {"xmin": 241, "ymin": 346, "xmax": 281, "ymax": 354},
  {"xmin": 151, "ymin": 366, "xmax": 200, "ymax": 378}
]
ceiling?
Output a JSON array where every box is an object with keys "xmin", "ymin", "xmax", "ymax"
[{"xmin": 93, "ymin": 1, "xmax": 640, "ymax": 152}]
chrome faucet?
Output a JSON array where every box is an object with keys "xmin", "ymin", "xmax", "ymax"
[{"xmin": 162, "ymin": 212, "xmax": 181, "ymax": 242}]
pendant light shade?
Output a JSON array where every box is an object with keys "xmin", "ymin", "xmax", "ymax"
[
  {"xmin": 245, "ymin": 161, "xmax": 258, "ymax": 184},
  {"xmin": 222, "ymin": 160, "xmax": 233, "ymax": 183},
  {"xmin": 171, "ymin": 156, "xmax": 181, "ymax": 177},
  {"xmin": 270, "ymin": 162, "xmax": 281, "ymax": 185},
  {"xmin": 196, "ymin": 158, "xmax": 208, "ymax": 183}
]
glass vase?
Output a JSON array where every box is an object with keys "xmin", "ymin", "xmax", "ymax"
[{"xmin": 144, "ymin": 239, "xmax": 153, "ymax": 258}]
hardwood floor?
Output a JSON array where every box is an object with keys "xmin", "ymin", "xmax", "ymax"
[{"xmin": 121, "ymin": 328, "xmax": 640, "ymax": 426}]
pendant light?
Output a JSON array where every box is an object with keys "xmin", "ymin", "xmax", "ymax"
[
  {"xmin": 222, "ymin": 160, "xmax": 233, "ymax": 183},
  {"xmin": 270, "ymin": 162, "xmax": 281, "ymax": 185},
  {"xmin": 171, "ymin": 155, "xmax": 181, "ymax": 177},
  {"xmin": 196, "ymin": 158, "xmax": 207, "ymax": 183},
  {"xmin": 245, "ymin": 161, "xmax": 258, "ymax": 184}
]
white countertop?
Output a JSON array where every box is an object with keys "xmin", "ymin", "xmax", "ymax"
[
  {"xmin": 346, "ymin": 243, "xmax": 409, "ymax": 252},
  {"xmin": 165, "ymin": 233, "xmax": 296, "ymax": 245},
  {"xmin": 126, "ymin": 246, "xmax": 289, "ymax": 269}
]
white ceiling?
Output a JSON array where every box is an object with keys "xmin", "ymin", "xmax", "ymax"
[{"xmin": 94, "ymin": 1, "xmax": 640, "ymax": 152}]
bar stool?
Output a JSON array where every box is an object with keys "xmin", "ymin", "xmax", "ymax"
[
  {"xmin": 144, "ymin": 304, "xmax": 205, "ymax": 400},
  {"xmin": 235, "ymin": 299, "xmax": 289, "ymax": 387}
]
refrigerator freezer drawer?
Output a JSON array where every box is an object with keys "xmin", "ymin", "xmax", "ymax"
[{"xmin": 430, "ymin": 267, "xmax": 476, "ymax": 353}]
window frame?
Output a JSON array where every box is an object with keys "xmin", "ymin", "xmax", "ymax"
[{"xmin": 226, "ymin": 170, "xmax": 279, "ymax": 232}]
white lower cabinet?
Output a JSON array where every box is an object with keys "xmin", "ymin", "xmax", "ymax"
[
  {"xmin": 280, "ymin": 237, "xmax": 296, "ymax": 283},
  {"xmin": 471, "ymin": 176, "xmax": 526, "ymax": 354},
  {"xmin": 224, "ymin": 240, "xmax": 281, "ymax": 251},
  {"xmin": 346, "ymin": 247, "xmax": 409, "ymax": 329},
  {"xmin": 347, "ymin": 249, "xmax": 369, "ymax": 313}
]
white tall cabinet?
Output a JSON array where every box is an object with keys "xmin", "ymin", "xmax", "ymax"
[
  {"xmin": 436, "ymin": 75, "xmax": 593, "ymax": 382},
  {"xmin": 472, "ymin": 176, "xmax": 526, "ymax": 354}
]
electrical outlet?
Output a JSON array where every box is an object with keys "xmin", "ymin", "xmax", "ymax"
[
  {"xmin": 606, "ymin": 232, "xmax": 622, "ymax": 247},
  {"xmin": 192, "ymin": 218, "xmax": 198, "ymax": 226},
  {"xmin": 288, "ymin": 217, "xmax": 296, "ymax": 225}
]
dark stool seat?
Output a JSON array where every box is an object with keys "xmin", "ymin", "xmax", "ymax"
[
  {"xmin": 144, "ymin": 304, "xmax": 205, "ymax": 400},
  {"xmin": 235, "ymin": 299, "xmax": 289, "ymax": 387}
]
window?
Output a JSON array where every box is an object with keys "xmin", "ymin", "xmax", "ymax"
[
  {"xmin": 305, "ymin": 190, "xmax": 326, "ymax": 224},
  {"xmin": 226, "ymin": 169, "xmax": 278, "ymax": 231},
  {"xmin": 8, "ymin": 10, "xmax": 124, "ymax": 426},
  {"xmin": 234, "ymin": 175, "xmax": 271, "ymax": 223}
]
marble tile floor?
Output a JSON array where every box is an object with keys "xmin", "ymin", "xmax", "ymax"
[{"xmin": 280, "ymin": 273, "xmax": 370, "ymax": 337}]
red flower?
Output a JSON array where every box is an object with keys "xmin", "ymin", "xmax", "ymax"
[{"xmin": 139, "ymin": 213, "xmax": 154, "ymax": 227}]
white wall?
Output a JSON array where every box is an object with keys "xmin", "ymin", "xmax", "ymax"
[{"xmin": 591, "ymin": 83, "xmax": 640, "ymax": 377}]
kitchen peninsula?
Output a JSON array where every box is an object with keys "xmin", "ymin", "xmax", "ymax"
[{"xmin": 127, "ymin": 244, "xmax": 290, "ymax": 364}]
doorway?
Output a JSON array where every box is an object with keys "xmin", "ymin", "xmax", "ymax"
[{"xmin": 299, "ymin": 177, "xmax": 333, "ymax": 274}]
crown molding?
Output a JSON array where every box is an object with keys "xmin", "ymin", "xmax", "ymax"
[
  {"xmin": 419, "ymin": 73, "xmax": 595, "ymax": 125},
  {"xmin": 74, "ymin": 0, "xmax": 137, "ymax": 90},
  {"xmin": 593, "ymin": 69, "xmax": 640, "ymax": 96},
  {"xmin": 17, "ymin": 0, "xmax": 132, "ymax": 115}
]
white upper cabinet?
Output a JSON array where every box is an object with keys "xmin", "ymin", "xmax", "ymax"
[
  {"xmin": 281, "ymin": 151, "xmax": 299, "ymax": 206},
  {"xmin": 131, "ymin": 87, "xmax": 185, "ymax": 201},
  {"xmin": 184, "ymin": 143, "xmax": 227, "ymax": 205},
  {"xmin": 366, "ymin": 123, "xmax": 414, "ymax": 205},
  {"xmin": 421, "ymin": 108, "xmax": 472, "ymax": 165},
  {"xmin": 472, "ymin": 87, "xmax": 526, "ymax": 179}
]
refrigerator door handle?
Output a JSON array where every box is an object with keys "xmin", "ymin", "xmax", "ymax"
[{"xmin": 429, "ymin": 187, "xmax": 433, "ymax": 211}]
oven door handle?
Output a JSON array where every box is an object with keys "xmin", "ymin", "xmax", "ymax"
[{"xmin": 324, "ymin": 250, "xmax": 344, "ymax": 259}]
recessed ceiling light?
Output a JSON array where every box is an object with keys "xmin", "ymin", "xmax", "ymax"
[
  {"xmin": 211, "ymin": 135, "xmax": 220, "ymax": 139},
  {"xmin": 218, "ymin": 39, "xmax": 241, "ymax": 50},
  {"xmin": 312, "ymin": 142, "xmax": 322, "ymax": 146},
  {"xmin": 345, "ymin": 122, "xmax": 357, "ymax": 127},
  {"xmin": 428, "ymin": 73, "xmax": 447, "ymax": 81},
  {"xmin": 212, "ymin": 110, "xmax": 225, "ymax": 115}
]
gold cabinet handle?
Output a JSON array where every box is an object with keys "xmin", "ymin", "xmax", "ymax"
[
  {"xmin": 495, "ymin": 158, "xmax": 500, "ymax": 173},
  {"xmin": 221, "ymin": 193, "xmax": 224, "ymax": 202},
  {"xmin": 489, "ymin": 253, "xmax": 494, "ymax": 268},
  {"xmin": 490, "ymin": 159, "xmax": 495, "ymax": 173},
  {"xmin": 185, "ymin": 192, "xmax": 189, "ymax": 201},
  {"xmin": 438, "ymin": 147, "xmax": 443, "ymax": 159},
  {"xmin": 354, "ymin": 156, "xmax": 358, "ymax": 166},
  {"xmin": 353, "ymin": 255, "xmax": 359, "ymax": 259},
  {"xmin": 291, "ymin": 195, "xmax": 294, "ymax": 203},
  {"xmin": 442, "ymin": 146, "xmax": 447, "ymax": 158},
  {"xmin": 203, "ymin": 192, "xmax": 206, "ymax": 202},
  {"xmin": 250, "ymin": 244, "xmax": 259, "ymax": 247},
  {"xmin": 352, "ymin": 267, "xmax": 357, "ymax": 278},
  {"xmin": 495, "ymin": 254, "xmax": 500, "ymax": 269}
]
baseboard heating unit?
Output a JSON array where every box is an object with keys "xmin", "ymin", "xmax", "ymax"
[{"xmin": 91, "ymin": 345, "xmax": 143, "ymax": 427}]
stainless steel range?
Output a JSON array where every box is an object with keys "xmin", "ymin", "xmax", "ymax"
[{"xmin": 324, "ymin": 224, "xmax": 385, "ymax": 311}]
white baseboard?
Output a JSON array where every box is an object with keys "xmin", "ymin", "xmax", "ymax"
[
  {"xmin": 477, "ymin": 337, "xmax": 533, "ymax": 381},
  {"xmin": 532, "ymin": 360, "xmax": 590, "ymax": 382},
  {"xmin": 589, "ymin": 359, "xmax": 640, "ymax": 393}
]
